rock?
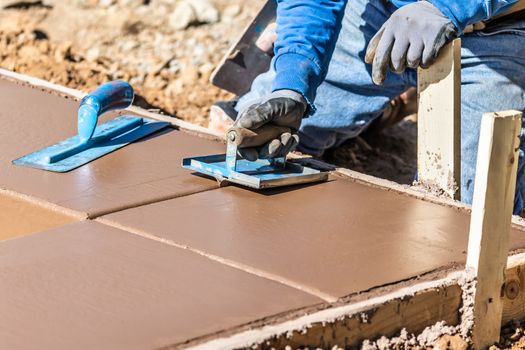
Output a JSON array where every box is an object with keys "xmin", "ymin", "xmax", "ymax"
[
  {"xmin": 18, "ymin": 45, "xmax": 41, "ymax": 59},
  {"xmin": 180, "ymin": 63, "xmax": 199, "ymax": 86},
  {"xmin": 198, "ymin": 62, "xmax": 214, "ymax": 82},
  {"xmin": 98, "ymin": 0, "xmax": 115, "ymax": 7},
  {"xmin": 192, "ymin": 0, "xmax": 219, "ymax": 24},
  {"xmin": 169, "ymin": 1, "xmax": 196, "ymax": 30},
  {"xmin": 435, "ymin": 335, "xmax": 468, "ymax": 350},
  {"xmin": 118, "ymin": 0, "xmax": 143, "ymax": 7},
  {"xmin": 222, "ymin": 4, "xmax": 241, "ymax": 21},
  {"xmin": 85, "ymin": 47, "xmax": 100, "ymax": 61}
]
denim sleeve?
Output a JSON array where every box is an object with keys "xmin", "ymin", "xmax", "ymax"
[
  {"xmin": 272, "ymin": 0, "xmax": 348, "ymax": 111},
  {"xmin": 428, "ymin": 0, "xmax": 519, "ymax": 32}
]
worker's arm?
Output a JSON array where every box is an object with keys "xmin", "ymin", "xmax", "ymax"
[
  {"xmin": 234, "ymin": 0, "xmax": 347, "ymax": 160},
  {"xmin": 271, "ymin": 0, "xmax": 348, "ymax": 109},
  {"xmin": 428, "ymin": 0, "xmax": 519, "ymax": 32}
]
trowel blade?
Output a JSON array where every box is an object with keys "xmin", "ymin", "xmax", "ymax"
[{"xmin": 12, "ymin": 115, "xmax": 169, "ymax": 172}]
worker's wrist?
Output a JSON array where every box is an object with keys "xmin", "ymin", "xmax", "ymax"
[
  {"xmin": 272, "ymin": 51, "xmax": 321, "ymax": 114},
  {"xmin": 270, "ymin": 89, "xmax": 307, "ymax": 106},
  {"xmin": 426, "ymin": 0, "xmax": 474, "ymax": 33}
]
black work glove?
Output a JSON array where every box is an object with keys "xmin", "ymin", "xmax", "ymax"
[
  {"xmin": 365, "ymin": 1, "xmax": 458, "ymax": 85},
  {"xmin": 234, "ymin": 90, "xmax": 307, "ymax": 161}
]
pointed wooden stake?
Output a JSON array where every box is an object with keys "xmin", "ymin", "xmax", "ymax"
[{"xmin": 466, "ymin": 110, "xmax": 522, "ymax": 349}]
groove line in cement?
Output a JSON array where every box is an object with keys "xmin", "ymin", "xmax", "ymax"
[
  {"xmin": 86, "ymin": 186, "xmax": 220, "ymax": 219},
  {"xmin": 96, "ymin": 216, "xmax": 338, "ymax": 303},
  {"xmin": 0, "ymin": 188, "xmax": 87, "ymax": 220}
]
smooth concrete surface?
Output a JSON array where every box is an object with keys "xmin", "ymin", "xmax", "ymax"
[
  {"xmin": 0, "ymin": 193, "xmax": 76, "ymax": 241},
  {"xmin": 104, "ymin": 180, "xmax": 525, "ymax": 300},
  {"xmin": 0, "ymin": 78, "xmax": 223, "ymax": 217},
  {"xmin": 0, "ymin": 221, "xmax": 321, "ymax": 350}
]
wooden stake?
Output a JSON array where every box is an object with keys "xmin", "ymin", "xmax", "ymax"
[
  {"xmin": 466, "ymin": 110, "xmax": 522, "ymax": 349},
  {"xmin": 417, "ymin": 38, "xmax": 461, "ymax": 199}
]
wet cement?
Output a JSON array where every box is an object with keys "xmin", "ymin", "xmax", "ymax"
[
  {"xmin": 104, "ymin": 179, "xmax": 525, "ymax": 300},
  {"xmin": 0, "ymin": 193, "xmax": 76, "ymax": 240},
  {"xmin": 0, "ymin": 221, "xmax": 321, "ymax": 350},
  {"xmin": 0, "ymin": 78, "xmax": 224, "ymax": 217}
]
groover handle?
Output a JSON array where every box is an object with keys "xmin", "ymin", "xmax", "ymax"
[
  {"xmin": 77, "ymin": 80, "xmax": 134, "ymax": 142},
  {"xmin": 227, "ymin": 125, "xmax": 291, "ymax": 148}
]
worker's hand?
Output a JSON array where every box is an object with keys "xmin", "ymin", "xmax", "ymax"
[
  {"xmin": 234, "ymin": 90, "xmax": 306, "ymax": 161},
  {"xmin": 365, "ymin": 1, "xmax": 457, "ymax": 85}
]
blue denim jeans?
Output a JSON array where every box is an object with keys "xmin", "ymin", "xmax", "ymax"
[{"xmin": 237, "ymin": 0, "xmax": 525, "ymax": 214}]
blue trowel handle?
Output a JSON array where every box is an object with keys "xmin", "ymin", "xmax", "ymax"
[{"xmin": 77, "ymin": 80, "xmax": 134, "ymax": 142}]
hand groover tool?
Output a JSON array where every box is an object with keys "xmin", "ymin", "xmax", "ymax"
[
  {"xmin": 182, "ymin": 125, "xmax": 329, "ymax": 189},
  {"xmin": 13, "ymin": 80, "xmax": 169, "ymax": 172}
]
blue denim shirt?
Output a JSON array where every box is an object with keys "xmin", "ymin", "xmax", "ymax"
[{"xmin": 272, "ymin": 0, "xmax": 519, "ymax": 107}]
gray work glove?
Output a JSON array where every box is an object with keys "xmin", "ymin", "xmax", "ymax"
[
  {"xmin": 365, "ymin": 1, "xmax": 458, "ymax": 85},
  {"xmin": 235, "ymin": 90, "xmax": 307, "ymax": 161}
]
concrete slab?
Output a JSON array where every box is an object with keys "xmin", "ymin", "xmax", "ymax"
[
  {"xmin": 0, "ymin": 193, "xmax": 77, "ymax": 241},
  {"xmin": 103, "ymin": 179, "xmax": 525, "ymax": 300},
  {"xmin": 0, "ymin": 221, "xmax": 321, "ymax": 350},
  {"xmin": 0, "ymin": 78, "xmax": 223, "ymax": 217}
]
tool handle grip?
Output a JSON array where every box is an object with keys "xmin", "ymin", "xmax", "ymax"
[
  {"xmin": 77, "ymin": 81, "xmax": 134, "ymax": 142},
  {"xmin": 80, "ymin": 80, "xmax": 134, "ymax": 115},
  {"xmin": 227, "ymin": 125, "xmax": 291, "ymax": 148}
]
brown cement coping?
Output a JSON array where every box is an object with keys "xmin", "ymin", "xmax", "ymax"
[
  {"xmin": 0, "ymin": 221, "xmax": 322, "ymax": 350},
  {"xmin": 102, "ymin": 179, "xmax": 525, "ymax": 301},
  {"xmin": 0, "ymin": 78, "xmax": 224, "ymax": 218},
  {"xmin": 0, "ymin": 192, "xmax": 77, "ymax": 241}
]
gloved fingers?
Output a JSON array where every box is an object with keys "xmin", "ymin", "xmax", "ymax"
[
  {"xmin": 278, "ymin": 133, "xmax": 299, "ymax": 157},
  {"xmin": 421, "ymin": 24, "xmax": 457, "ymax": 68},
  {"xmin": 258, "ymin": 138, "xmax": 283, "ymax": 159},
  {"xmin": 371, "ymin": 29, "xmax": 395, "ymax": 85},
  {"xmin": 365, "ymin": 27, "xmax": 384, "ymax": 65},
  {"xmin": 238, "ymin": 147, "xmax": 259, "ymax": 161},
  {"xmin": 236, "ymin": 97, "xmax": 304, "ymax": 131},
  {"xmin": 236, "ymin": 102, "xmax": 272, "ymax": 129},
  {"xmin": 390, "ymin": 38, "xmax": 409, "ymax": 73},
  {"xmin": 268, "ymin": 98, "xmax": 304, "ymax": 130},
  {"xmin": 406, "ymin": 39, "xmax": 423, "ymax": 69},
  {"xmin": 257, "ymin": 132, "xmax": 299, "ymax": 159},
  {"xmin": 420, "ymin": 37, "xmax": 447, "ymax": 68}
]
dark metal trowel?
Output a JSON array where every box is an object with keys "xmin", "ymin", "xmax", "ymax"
[
  {"xmin": 182, "ymin": 125, "xmax": 329, "ymax": 189},
  {"xmin": 210, "ymin": 0, "xmax": 276, "ymax": 96},
  {"xmin": 12, "ymin": 80, "xmax": 169, "ymax": 172}
]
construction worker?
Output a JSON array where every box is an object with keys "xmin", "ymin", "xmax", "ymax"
[{"xmin": 225, "ymin": 0, "xmax": 525, "ymax": 214}]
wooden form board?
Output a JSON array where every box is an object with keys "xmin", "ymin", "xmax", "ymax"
[
  {"xmin": 466, "ymin": 111, "xmax": 522, "ymax": 348},
  {"xmin": 417, "ymin": 39, "xmax": 461, "ymax": 199}
]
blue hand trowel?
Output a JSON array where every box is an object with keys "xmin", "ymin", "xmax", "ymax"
[{"xmin": 13, "ymin": 80, "xmax": 169, "ymax": 172}]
